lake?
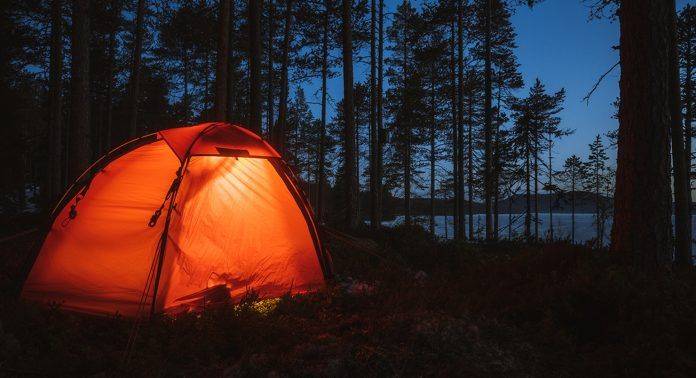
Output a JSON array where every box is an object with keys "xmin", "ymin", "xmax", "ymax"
[{"xmin": 383, "ymin": 213, "xmax": 696, "ymax": 249}]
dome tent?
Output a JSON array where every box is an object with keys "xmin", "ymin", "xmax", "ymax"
[{"xmin": 22, "ymin": 122, "xmax": 332, "ymax": 317}]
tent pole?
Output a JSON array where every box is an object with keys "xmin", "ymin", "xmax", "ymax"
[
  {"xmin": 148, "ymin": 125, "xmax": 216, "ymax": 318},
  {"xmin": 149, "ymin": 161, "xmax": 188, "ymax": 318}
]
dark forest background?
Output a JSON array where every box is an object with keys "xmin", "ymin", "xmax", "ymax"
[
  {"xmin": 0, "ymin": 0, "xmax": 695, "ymax": 265},
  {"xmin": 2, "ymin": 2, "xmax": 696, "ymax": 375}
]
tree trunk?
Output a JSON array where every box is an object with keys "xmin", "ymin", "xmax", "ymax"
[
  {"xmin": 267, "ymin": 0, "xmax": 275, "ymax": 138},
  {"xmin": 95, "ymin": 99, "xmax": 103, "ymax": 158},
  {"xmin": 100, "ymin": 0, "xmax": 120, "ymax": 155},
  {"xmin": 525, "ymin": 141, "xmax": 531, "ymax": 240},
  {"xmin": 342, "ymin": 0, "xmax": 357, "ymax": 228},
  {"xmin": 483, "ymin": 0, "xmax": 493, "ymax": 240},
  {"xmin": 685, "ymin": 26, "xmax": 693, "ymax": 244},
  {"xmin": 571, "ymin": 170, "xmax": 575, "ymax": 243},
  {"xmin": 214, "ymin": 0, "xmax": 231, "ymax": 121},
  {"xmin": 204, "ymin": 54, "xmax": 212, "ymax": 116},
  {"xmin": 595, "ymin": 165, "xmax": 600, "ymax": 245},
  {"xmin": 182, "ymin": 53, "xmax": 191, "ymax": 122},
  {"xmin": 403, "ymin": 21, "xmax": 411, "ymax": 226},
  {"xmin": 376, "ymin": 0, "xmax": 384, "ymax": 228},
  {"xmin": 430, "ymin": 75, "xmax": 436, "ymax": 237},
  {"xmin": 534, "ymin": 139, "xmax": 539, "ymax": 241},
  {"xmin": 356, "ymin": 93, "xmax": 361, "ymax": 222},
  {"xmin": 449, "ymin": 21, "xmax": 459, "ymax": 238},
  {"xmin": 317, "ymin": 0, "xmax": 329, "ymax": 221},
  {"xmin": 104, "ymin": 0, "xmax": 118, "ymax": 151},
  {"xmin": 669, "ymin": 0, "xmax": 692, "ymax": 266},
  {"xmin": 127, "ymin": 0, "xmax": 145, "ymax": 137},
  {"xmin": 610, "ymin": 0, "xmax": 674, "ymax": 268},
  {"xmin": 249, "ymin": 0, "xmax": 263, "ymax": 134},
  {"xmin": 69, "ymin": 0, "xmax": 91, "ymax": 182},
  {"xmin": 47, "ymin": 0, "xmax": 63, "ymax": 204},
  {"xmin": 493, "ymin": 190, "xmax": 499, "ymax": 239},
  {"xmin": 369, "ymin": 0, "xmax": 378, "ymax": 230},
  {"xmin": 467, "ymin": 91, "xmax": 474, "ymax": 240},
  {"xmin": 548, "ymin": 139, "xmax": 553, "ymax": 240},
  {"xmin": 404, "ymin": 138, "xmax": 411, "ymax": 225},
  {"xmin": 508, "ymin": 191, "xmax": 512, "ymax": 239},
  {"xmin": 685, "ymin": 33, "xmax": 693, "ymax": 186},
  {"xmin": 457, "ymin": 1, "xmax": 466, "ymax": 239},
  {"xmin": 226, "ymin": 0, "xmax": 237, "ymax": 121},
  {"xmin": 493, "ymin": 82, "xmax": 502, "ymax": 240},
  {"xmin": 274, "ymin": 0, "xmax": 293, "ymax": 155}
]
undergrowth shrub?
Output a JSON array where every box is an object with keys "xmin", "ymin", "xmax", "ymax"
[{"xmin": 0, "ymin": 224, "xmax": 694, "ymax": 376}]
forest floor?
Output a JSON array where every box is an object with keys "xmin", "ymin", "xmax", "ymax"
[{"xmin": 0, "ymin": 221, "xmax": 695, "ymax": 377}]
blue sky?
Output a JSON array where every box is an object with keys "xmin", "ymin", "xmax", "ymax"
[
  {"xmin": 302, "ymin": 0, "xmax": 695, "ymax": 167},
  {"xmin": 513, "ymin": 0, "xmax": 621, "ymax": 162}
]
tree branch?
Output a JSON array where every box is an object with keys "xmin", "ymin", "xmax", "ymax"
[{"xmin": 582, "ymin": 60, "xmax": 620, "ymax": 104}]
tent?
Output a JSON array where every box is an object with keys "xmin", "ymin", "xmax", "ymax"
[{"xmin": 22, "ymin": 122, "xmax": 332, "ymax": 317}]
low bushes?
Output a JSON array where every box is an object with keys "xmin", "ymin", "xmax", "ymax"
[{"xmin": 0, "ymin": 224, "xmax": 694, "ymax": 376}]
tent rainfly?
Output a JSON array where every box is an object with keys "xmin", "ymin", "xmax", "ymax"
[{"xmin": 22, "ymin": 122, "xmax": 332, "ymax": 317}]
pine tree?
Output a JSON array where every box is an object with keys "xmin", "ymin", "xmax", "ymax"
[
  {"xmin": 561, "ymin": 155, "xmax": 583, "ymax": 243},
  {"xmin": 376, "ymin": 0, "xmax": 384, "ymax": 227},
  {"xmin": 326, "ymin": 83, "xmax": 366, "ymax": 224},
  {"xmin": 465, "ymin": 67, "xmax": 481, "ymax": 240},
  {"xmin": 584, "ymin": 135, "xmax": 611, "ymax": 247},
  {"xmin": 0, "ymin": 0, "xmax": 45, "ymax": 211},
  {"xmin": 679, "ymin": 6, "xmax": 696, "ymax": 264},
  {"xmin": 369, "ymin": 0, "xmax": 378, "ymax": 230},
  {"xmin": 47, "ymin": 0, "xmax": 63, "ymax": 203},
  {"xmin": 511, "ymin": 78, "xmax": 564, "ymax": 242},
  {"xmin": 342, "ymin": 0, "xmax": 357, "ymax": 228},
  {"xmin": 318, "ymin": 0, "xmax": 334, "ymax": 220},
  {"xmin": 285, "ymin": 87, "xmax": 317, "ymax": 178},
  {"xmin": 274, "ymin": 0, "xmax": 294, "ymax": 154},
  {"xmin": 226, "ymin": 0, "xmax": 244, "ymax": 122},
  {"xmin": 482, "ymin": 0, "xmax": 493, "ymax": 240},
  {"xmin": 456, "ymin": 0, "xmax": 466, "ymax": 239},
  {"xmin": 489, "ymin": 121, "xmax": 519, "ymax": 239},
  {"xmin": 154, "ymin": 1, "xmax": 216, "ymax": 124},
  {"xmin": 126, "ymin": 0, "xmax": 146, "ymax": 137},
  {"xmin": 69, "ymin": 0, "xmax": 91, "ymax": 181},
  {"xmin": 385, "ymin": 0, "xmax": 427, "ymax": 226},
  {"xmin": 491, "ymin": 45, "xmax": 523, "ymax": 240},
  {"xmin": 249, "ymin": 0, "xmax": 263, "ymax": 134},
  {"xmin": 417, "ymin": 2, "xmax": 449, "ymax": 236},
  {"xmin": 293, "ymin": 0, "xmax": 340, "ymax": 219},
  {"xmin": 671, "ymin": 1, "xmax": 692, "ymax": 267},
  {"xmin": 468, "ymin": 0, "xmax": 529, "ymax": 240},
  {"xmin": 680, "ymin": 5, "xmax": 696, "ymax": 178},
  {"xmin": 447, "ymin": 17, "xmax": 459, "ymax": 239},
  {"xmin": 90, "ymin": 0, "xmax": 122, "ymax": 155},
  {"xmin": 265, "ymin": 0, "xmax": 278, "ymax": 139},
  {"xmin": 214, "ymin": 0, "xmax": 231, "ymax": 121},
  {"xmin": 101, "ymin": 0, "xmax": 123, "ymax": 152},
  {"xmin": 542, "ymin": 94, "xmax": 569, "ymax": 241}
]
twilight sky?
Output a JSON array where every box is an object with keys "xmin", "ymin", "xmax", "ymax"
[{"xmin": 303, "ymin": 0, "xmax": 695, "ymax": 167}]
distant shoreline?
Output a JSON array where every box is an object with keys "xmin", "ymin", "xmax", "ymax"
[{"xmin": 376, "ymin": 212, "xmax": 604, "ymax": 222}]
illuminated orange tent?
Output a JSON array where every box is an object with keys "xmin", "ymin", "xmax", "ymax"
[{"xmin": 22, "ymin": 122, "xmax": 331, "ymax": 317}]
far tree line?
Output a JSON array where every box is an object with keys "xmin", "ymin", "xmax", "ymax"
[{"xmin": 0, "ymin": 0, "xmax": 694, "ymax": 268}]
